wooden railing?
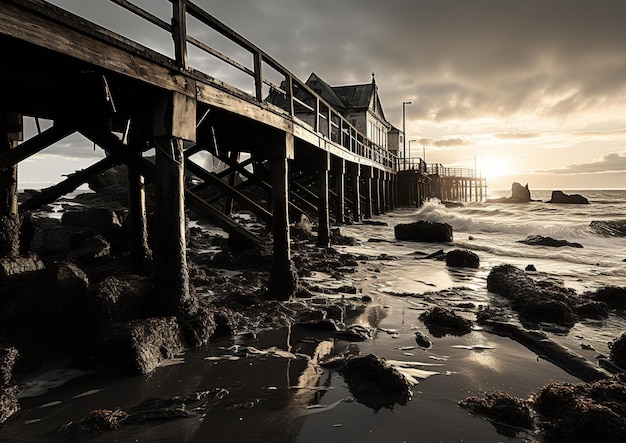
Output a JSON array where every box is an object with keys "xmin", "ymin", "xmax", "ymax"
[
  {"xmin": 427, "ymin": 164, "xmax": 482, "ymax": 178},
  {"xmin": 105, "ymin": 0, "xmax": 397, "ymax": 170}
]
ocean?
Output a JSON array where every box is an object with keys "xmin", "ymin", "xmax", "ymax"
[{"xmin": 4, "ymin": 189, "xmax": 625, "ymax": 442}]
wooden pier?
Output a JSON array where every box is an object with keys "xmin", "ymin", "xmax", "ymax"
[
  {"xmin": 0, "ymin": 0, "xmax": 485, "ymax": 310},
  {"xmin": 397, "ymin": 158, "xmax": 487, "ymax": 207}
]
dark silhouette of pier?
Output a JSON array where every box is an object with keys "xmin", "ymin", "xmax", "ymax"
[{"xmin": 0, "ymin": 0, "xmax": 486, "ymax": 307}]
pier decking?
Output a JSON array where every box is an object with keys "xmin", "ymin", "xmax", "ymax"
[{"xmin": 1, "ymin": 0, "xmax": 484, "ymax": 305}]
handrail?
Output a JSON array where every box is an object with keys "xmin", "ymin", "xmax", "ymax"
[{"xmin": 104, "ymin": 0, "xmax": 397, "ymax": 170}]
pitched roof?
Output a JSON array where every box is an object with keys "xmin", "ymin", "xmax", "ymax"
[{"xmin": 306, "ymin": 73, "xmax": 387, "ymax": 122}]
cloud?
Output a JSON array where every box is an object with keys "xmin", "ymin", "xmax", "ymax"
[
  {"xmin": 495, "ymin": 133, "xmax": 539, "ymax": 140},
  {"xmin": 535, "ymin": 151, "xmax": 626, "ymax": 174},
  {"xmin": 418, "ymin": 138, "xmax": 470, "ymax": 148}
]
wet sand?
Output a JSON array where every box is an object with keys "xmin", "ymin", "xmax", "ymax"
[{"xmin": 3, "ymin": 208, "xmax": 622, "ymax": 442}]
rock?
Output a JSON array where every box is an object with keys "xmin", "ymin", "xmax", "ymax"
[
  {"xmin": 548, "ymin": 191, "xmax": 589, "ymax": 204},
  {"xmin": 336, "ymin": 324, "xmax": 376, "ymax": 341},
  {"xmin": 341, "ymin": 353, "xmax": 411, "ymax": 396},
  {"xmin": 533, "ymin": 376, "xmax": 626, "ymax": 443},
  {"xmin": 30, "ymin": 217, "xmax": 73, "ymax": 254},
  {"xmin": 0, "ymin": 253, "xmax": 45, "ymax": 280},
  {"xmin": 414, "ymin": 331, "xmax": 432, "ymax": 348},
  {"xmin": 487, "ymin": 265, "xmax": 577, "ymax": 327},
  {"xmin": 67, "ymin": 234, "xmax": 111, "ymax": 263},
  {"xmin": 590, "ymin": 220, "xmax": 626, "ymax": 237},
  {"xmin": 459, "ymin": 391, "xmax": 533, "ymax": 429},
  {"xmin": 445, "ymin": 249, "xmax": 479, "ymax": 268},
  {"xmin": 0, "ymin": 386, "xmax": 20, "ymax": 424},
  {"xmin": 362, "ymin": 220, "xmax": 388, "ymax": 226},
  {"xmin": 62, "ymin": 208, "xmax": 122, "ymax": 231},
  {"xmin": 419, "ymin": 306, "xmax": 473, "ymax": 336},
  {"xmin": 394, "ymin": 221, "xmax": 453, "ymax": 242},
  {"xmin": 0, "ymin": 347, "xmax": 18, "ymax": 386},
  {"xmin": 525, "ymin": 264, "xmax": 537, "ymax": 271},
  {"xmin": 575, "ymin": 301, "xmax": 609, "ymax": 319},
  {"xmin": 519, "ymin": 235, "xmax": 583, "ymax": 248},
  {"xmin": 609, "ymin": 332, "xmax": 626, "ymax": 370},
  {"xmin": 591, "ymin": 287, "xmax": 626, "ymax": 309},
  {"xmin": 511, "ymin": 182, "xmax": 531, "ymax": 202},
  {"xmin": 487, "ymin": 182, "xmax": 531, "ymax": 203},
  {"xmin": 0, "ymin": 214, "xmax": 20, "ymax": 257},
  {"xmin": 96, "ymin": 317, "xmax": 186, "ymax": 375}
]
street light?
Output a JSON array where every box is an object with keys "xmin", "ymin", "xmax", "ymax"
[
  {"xmin": 408, "ymin": 139, "xmax": 417, "ymax": 169},
  {"xmin": 402, "ymin": 101, "xmax": 412, "ymax": 170}
]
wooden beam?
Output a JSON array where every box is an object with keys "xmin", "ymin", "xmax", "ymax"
[
  {"xmin": 0, "ymin": 123, "xmax": 74, "ymax": 170},
  {"xmin": 20, "ymin": 155, "xmax": 119, "ymax": 212},
  {"xmin": 185, "ymin": 157, "xmax": 273, "ymax": 224}
]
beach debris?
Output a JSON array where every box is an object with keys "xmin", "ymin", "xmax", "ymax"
[
  {"xmin": 445, "ymin": 249, "xmax": 480, "ymax": 268},
  {"xmin": 414, "ymin": 331, "xmax": 433, "ymax": 349},
  {"xmin": 480, "ymin": 320, "xmax": 610, "ymax": 383},
  {"xmin": 547, "ymin": 190, "xmax": 589, "ymax": 205},
  {"xmin": 83, "ymin": 408, "xmax": 129, "ymax": 433},
  {"xmin": 420, "ymin": 249, "xmax": 446, "ymax": 260},
  {"xmin": 518, "ymin": 235, "xmax": 583, "ymax": 248},
  {"xmin": 302, "ymin": 397, "xmax": 355, "ymax": 416},
  {"xmin": 419, "ymin": 306, "xmax": 473, "ymax": 337},
  {"xmin": 394, "ymin": 220, "xmax": 453, "ymax": 242},
  {"xmin": 459, "ymin": 391, "xmax": 533, "ymax": 430}
]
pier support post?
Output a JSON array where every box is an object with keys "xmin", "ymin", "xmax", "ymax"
[
  {"xmin": 0, "ymin": 113, "xmax": 22, "ymax": 257},
  {"xmin": 362, "ymin": 165, "xmax": 373, "ymax": 219},
  {"xmin": 350, "ymin": 162, "xmax": 361, "ymax": 222},
  {"xmin": 333, "ymin": 157, "xmax": 345, "ymax": 224},
  {"xmin": 127, "ymin": 149, "xmax": 151, "ymax": 273},
  {"xmin": 317, "ymin": 152, "xmax": 331, "ymax": 247},
  {"xmin": 152, "ymin": 91, "xmax": 195, "ymax": 315},
  {"xmin": 269, "ymin": 133, "xmax": 298, "ymax": 300},
  {"xmin": 372, "ymin": 169, "xmax": 381, "ymax": 215}
]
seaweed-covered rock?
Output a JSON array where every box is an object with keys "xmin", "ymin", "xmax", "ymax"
[
  {"xmin": 459, "ymin": 391, "xmax": 533, "ymax": 429},
  {"xmin": 394, "ymin": 221, "xmax": 453, "ymax": 242},
  {"xmin": 446, "ymin": 249, "xmax": 480, "ymax": 268},
  {"xmin": 0, "ymin": 386, "xmax": 20, "ymax": 424},
  {"xmin": 609, "ymin": 332, "xmax": 626, "ymax": 370},
  {"xmin": 0, "ymin": 347, "xmax": 18, "ymax": 386},
  {"xmin": 419, "ymin": 306, "xmax": 473, "ymax": 336},
  {"xmin": 96, "ymin": 317, "xmax": 185, "ymax": 375},
  {"xmin": 533, "ymin": 377, "xmax": 626, "ymax": 443},
  {"xmin": 342, "ymin": 353, "xmax": 411, "ymax": 396},
  {"xmin": 592, "ymin": 287, "xmax": 626, "ymax": 309},
  {"xmin": 0, "ymin": 252, "xmax": 45, "ymax": 280},
  {"xmin": 487, "ymin": 265, "xmax": 576, "ymax": 327}
]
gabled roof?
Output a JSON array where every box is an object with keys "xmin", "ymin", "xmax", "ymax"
[
  {"xmin": 265, "ymin": 72, "xmax": 388, "ymax": 123},
  {"xmin": 306, "ymin": 73, "xmax": 387, "ymax": 122}
]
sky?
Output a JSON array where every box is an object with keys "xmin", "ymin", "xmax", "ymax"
[{"xmin": 20, "ymin": 0, "xmax": 626, "ymax": 191}]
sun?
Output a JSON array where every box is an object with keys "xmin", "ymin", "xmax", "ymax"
[{"xmin": 476, "ymin": 156, "xmax": 513, "ymax": 180}]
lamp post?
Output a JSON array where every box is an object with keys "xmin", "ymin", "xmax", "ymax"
[
  {"xmin": 408, "ymin": 139, "xmax": 417, "ymax": 169},
  {"xmin": 402, "ymin": 101, "xmax": 412, "ymax": 170}
]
